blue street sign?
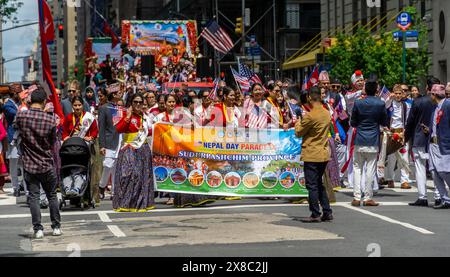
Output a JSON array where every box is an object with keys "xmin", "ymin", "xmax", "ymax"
[
  {"xmin": 393, "ymin": 30, "xmax": 418, "ymax": 39},
  {"xmin": 397, "ymin": 12, "xmax": 412, "ymax": 30}
]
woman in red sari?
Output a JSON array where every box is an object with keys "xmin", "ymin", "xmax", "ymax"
[
  {"xmin": 114, "ymin": 93, "xmax": 154, "ymax": 212},
  {"xmin": 62, "ymin": 96, "xmax": 98, "ymax": 141},
  {"xmin": 211, "ymin": 86, "xmax": 243, "ymax": 128}
]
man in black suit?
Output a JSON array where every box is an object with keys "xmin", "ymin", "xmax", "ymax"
[
  {"xmin": 405, "ymin": 77, "xmax": 441, "ymax": 207},
  {"xmin": 351, "ymin": 78, "xmax": 388, "ymax": 206}
]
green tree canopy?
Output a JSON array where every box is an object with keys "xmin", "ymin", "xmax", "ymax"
[{"xmin": 327, "ymin": 7, "xmax": 430, "ymax": 89}]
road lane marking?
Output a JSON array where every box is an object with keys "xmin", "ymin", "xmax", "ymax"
[
  {"xmin": 107, "ymin": 225, "xmax": 126, "ymax": 237},
  {"xmin": 0, "ymin": 202, "xmax": 417, "ymax": 219},
  {"xmin": 98, "ymin": 212, "xmax": 112, "ymax": 223},
  {"xmin": 0, "ymin": 188, "xmax": 16, "ymax": 206},
  {"xmin": 336, "ymin": 203, "xmax": 434, "ymax": 235}
]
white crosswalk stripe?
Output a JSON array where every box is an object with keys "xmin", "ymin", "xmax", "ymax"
[{"xmin": 0, "ymin": 188, "xmax": 16, "ymax": 206}]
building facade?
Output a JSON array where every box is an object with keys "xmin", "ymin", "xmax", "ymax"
[{"xmin": 319, "ymin": 0, "xmax": 450, "ymax": 84}]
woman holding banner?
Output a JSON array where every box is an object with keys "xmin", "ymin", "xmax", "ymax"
[
  {"xmin": 154, "ymin": 94, "xmax": 216, "ymax": 208},
  {"xmin": 264, "ymin": 83, "xmax": 286, "ymax": 130},
  {"xmin": 212, "ymin": 86, "xmax": 243, "ymax": 128},
  {"xmin": 113, "ymin": 93, "xmax": 155, "ymax": 212},
  {"xmin": 243, "ymin": 83, "xmax": 269, "ymax": 129}
]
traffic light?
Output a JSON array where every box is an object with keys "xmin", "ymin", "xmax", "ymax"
[
  {"xmin": 58, "ymin": 24, "xmax": 64, "ymax": 38},
  {"xmin": 235, "ymin": 17, "xmax": 243, "ymax": 35}
]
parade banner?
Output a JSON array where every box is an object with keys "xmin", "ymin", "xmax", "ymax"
[
  {"xmin": 91, "ymin": 38, "xmax": 122, "ymax": 63},
  {"xmin": 121, "ymin": 20, "xmax": 198, "ymax": 68},
  {"xmin": 152, "ymin": 123, "xmax": 308, "ymax": 197}
]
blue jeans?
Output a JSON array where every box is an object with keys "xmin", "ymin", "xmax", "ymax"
[{"xmin": 24, "ymin": 170, "xmax": 61, "ymax": 231}]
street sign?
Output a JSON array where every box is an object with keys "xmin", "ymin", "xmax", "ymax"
[
  {"xmin": 393, "ymin": 30, "xmax": 419, "ymax": 41},
  {"xmin": 405, "ymin": 42, "xmax": 419, "ymax": 49},
  {"xmin": 397, "ymin": 12, "xmax": 412, "ymax": 31}
]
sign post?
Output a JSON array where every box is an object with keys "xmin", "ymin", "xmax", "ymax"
[{"xmin": 397, "ymin": 12, "xmax": 412, "ymax": 83}]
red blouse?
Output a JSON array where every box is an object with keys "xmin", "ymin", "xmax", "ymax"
[
  {"xmin": 62, "ymin": 112, "xmax": 98, "ymax": 140},
  {"xmin": 116, "ymin": 114, "xmax": 143, "ymax": 134}
]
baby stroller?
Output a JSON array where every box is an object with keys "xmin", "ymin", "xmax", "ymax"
[{"xmin": 59, "ymin": 137, "xmax": 95, "ymax": 210}]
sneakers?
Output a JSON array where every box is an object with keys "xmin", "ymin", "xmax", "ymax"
[
  {"xmin": 34, "ymin": 230, "xmax": 44, "ymax": 239},
  {"xmin": 52, "ymin": 228, "xmax": 62, "ymax": 236}
]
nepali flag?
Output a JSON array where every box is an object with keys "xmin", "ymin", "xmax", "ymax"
[
  {"xmin": 306, "ymin": 65, "xmax": 319, "ymax": 90},
  {"xmin": 335, "ymin": 100, "xmax": 348, "ymax": 121},
  {"xmin": 103, "ymin": 21, "xmax": 120, "ymax": 49},
  {"xmin": 38, "ymin": 0, "xmax": 64, "ymax": 124}
]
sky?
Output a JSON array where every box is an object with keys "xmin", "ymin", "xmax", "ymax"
[{"xmin": 3, "ymin": 0, "xmax": 39, "ymax": 82}]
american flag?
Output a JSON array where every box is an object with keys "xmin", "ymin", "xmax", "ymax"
[
  {"xmin": 200, "ymin": 21, "xmax": 234, "ymax": 54},
  {"xmin": 209, "ymin": 77, "xmax": 220, "ymax": 100},
  {"xmin": 231, "ymin": 67, "xmax": 250, "ymax": 93},
  {"xmin": 247, "ymin": 105, "xmax": 268, "ymax": 129},
  {"xmin": 239, "ymin": 62, "xmax": 262, "ymax": 85},
  {"xmin": 380, "ymin": 85, "xmax": 390, "ymax": 101}
]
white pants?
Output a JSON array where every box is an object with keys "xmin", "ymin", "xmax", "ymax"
[
  {"xmin": 413, "ymin": 147, "xmax": 440, "ymax": 200},
  {"xmin": 385, "ymin": 149, "xmax": 410, "ymax": 184},
  {"xmin": 431, "ymin": 170, "xmax": 450, "ymax": 204},
  {"xmin": 353, "ymin": 151, "xmax": 378, "ymax": 201},
  {"xmin": 7, "ymin": 145, "xmax": 24, "ymax": 192},
  {"xmin": 336, "ymin": 142, "xmax": 347, "ymax": 180},
  {"xmin": 99, "ymin": 157, "xmax": 117, "ymax": 193}
]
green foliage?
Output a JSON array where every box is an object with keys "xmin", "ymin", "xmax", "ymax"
[
  {"xmin": 68, "ymin": 57, "xmax": 85, "ymax": 86},
  {"xmin": 0, "ymin": 0, "xmax": 23, "ymax": 23},
  {"xmin": 327, "ymin": 6, "xmax": 430, "ymax": 89}
]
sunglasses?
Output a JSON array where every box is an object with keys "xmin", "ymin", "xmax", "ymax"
[
  {"xmin": 133, "ymin": 100, "xmax": 143, "ymax": 105},
  {"xmin": 68, "ymin": 90, "xmax": 76, "ymax": 93},
  {"xmin": 331, "ymin": 85, "xmax": 341, "ymax": 89}
]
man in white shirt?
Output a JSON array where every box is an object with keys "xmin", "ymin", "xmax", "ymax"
[{"xmin": 384, "ymin": 84, "xmax": 411, "ymax": 189}]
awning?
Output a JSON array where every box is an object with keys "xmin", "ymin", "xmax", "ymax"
[{"xmin": 282, "ymin": 48, "xmax": 322, "ymax": 71}]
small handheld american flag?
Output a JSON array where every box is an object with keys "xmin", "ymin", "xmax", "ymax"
[
  {"xmin": 380, "ymin": 85, "xmax": 390, "ymax": 101},
  {"xmin": 231, "ymin": 67, "xmax": 251, "ymax": 93},
  {"xmin": 239, "ymin": 61, "xmax": 262, "ymax": 85}
]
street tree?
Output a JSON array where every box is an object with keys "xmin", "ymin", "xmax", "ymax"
[
  {"xmin": 0, "ymin": 0, "xmax": 23, "ymax": 24},
  {"xmin": 327, "ymin": 6, "xmax": 430, "ymax": 89}
]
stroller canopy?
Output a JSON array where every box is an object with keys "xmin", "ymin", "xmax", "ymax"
[{"xmin": 60, "ymin": 137, "xmax": 91, "ymax": 166}]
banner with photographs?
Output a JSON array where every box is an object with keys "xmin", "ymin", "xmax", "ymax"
[
  {"xmin": 152, "ymin": 123, "xmax": 308, "ymax": 197},
  {"xmin": 121, "ymin": 20, "xmax": 198, "ymax": 68}
]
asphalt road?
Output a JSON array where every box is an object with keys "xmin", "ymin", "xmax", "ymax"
[{"xmin": 1, "ymin": 182, "xmax": 450, "ymax": 257}]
